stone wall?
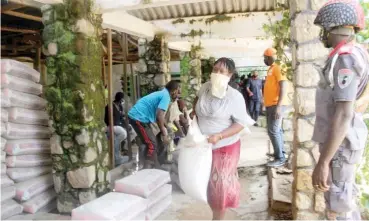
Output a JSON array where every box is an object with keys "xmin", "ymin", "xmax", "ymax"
[
  {"xmin": 41, "ymin": 0, "xmax": 110, "ymax": 213},
  {"xmin": 289, "ymin": 0, "xmax": 329, "ymax": 219},
  {"xmin": 137, "ymin": 35, "xmax": 171, "ymax": 97}
]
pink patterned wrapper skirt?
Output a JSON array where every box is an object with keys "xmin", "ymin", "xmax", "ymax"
[{"xmin": 207, "ymin": 140, "xmax": 241, "ymax": 210}]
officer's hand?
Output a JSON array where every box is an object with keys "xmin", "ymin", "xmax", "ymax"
[
  {"xmin": 161, "ymin": 134, "xmax": 171, "ymax": 145},
  {"xmin": 312, "ymin": 162, "xmax": 330, "ymax": 192}
]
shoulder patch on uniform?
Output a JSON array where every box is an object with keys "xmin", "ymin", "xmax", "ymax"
[
  {"xmin": 337, "ymin": 69, "xmax": 354, "ymax": 89},
  {"xmin": 337, "ymin": 44, "xmax": 354, "ymax": 55}
]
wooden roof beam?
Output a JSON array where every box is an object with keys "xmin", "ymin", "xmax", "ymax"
[
  {"xmin": 1, "ymin": 26, "xmax": 39, "ymax": 34},
  {"xmin": 1, "ymin": 3, "xmax": 25, "ymax": 12},
  {"xmin": 2, "ymin": 11, "xmax": 42, "ymax": 22}
]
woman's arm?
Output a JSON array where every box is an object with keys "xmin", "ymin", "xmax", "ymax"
[
  {"xmin": 208, "ymin": 123, "xmax": 244, "ymax": 144},
  {"xmin": 190, "ymin": 96, "xmax": 198, "ymax": 119}
]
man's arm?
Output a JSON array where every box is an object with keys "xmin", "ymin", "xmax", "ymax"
[
  {"xmin": 156, "ymin": 109, "xmax": 167, "ymax": 136},
  {"xmin": 318, "ymin": 102, "xmax": 353, "ymax": 165},
  {"xmin": 190, "ymin": 96, "xmax": 198, "ymax": 118},
  {"xmin": 277, "ymin": 81, "xmax": 287, "ymax": 107}
]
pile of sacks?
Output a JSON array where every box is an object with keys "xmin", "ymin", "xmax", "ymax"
[
  {"xmin": 1, "ymin": 59, "xmax": 55, "ymax": 219},
  {"xmin": 72, "ymin": 169, "xmax": 172, "ymax": 220}
]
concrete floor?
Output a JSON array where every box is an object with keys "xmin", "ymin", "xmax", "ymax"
[
  {"xmin": 7, "ymin": 127, "xmax": 271, "ymax": 220},
  {"xmin": 158, "ymin": 126, "xmax": 271, "ymax": 220}
]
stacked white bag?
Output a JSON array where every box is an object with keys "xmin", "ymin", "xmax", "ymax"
[
  {"xmin": 1, "ymin": 59, "xmax": 56, "ymax": 218},
  {"xmin": 72, "ymin": 169, "xmax": 172, "ymax": 221},
  {"xmin": 114, "ymin": 169, "xmax": 172, "ymax": 220}
]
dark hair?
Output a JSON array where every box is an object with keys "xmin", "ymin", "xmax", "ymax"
[
  {"xmin": 214, "ymin": 57, "xmax": 236, "ymax": 74},
  {"xmin": 114, "ymin": 92, "xmax": 124, "ymax": 102},
  {"xmin": 165, "ymin": 80, "xmax": 180, "ymax": 92}
]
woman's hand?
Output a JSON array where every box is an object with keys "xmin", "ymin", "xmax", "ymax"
[{"xmin": 208, "ymin": 134, "xmax": 222, "ymax": 145}]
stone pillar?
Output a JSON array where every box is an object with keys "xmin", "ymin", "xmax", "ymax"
[
  {"xmin": 290, "ymin": 0, "xmax": 329, "ymax": 219},
  {"xmin": 179, "ymin": 51, "xmax": 191, "ymax": 107},
  {"xmin": 136, "ymin": 35, "xmax": 170, "ymax": 97},
  {"xmin": 41, "ymin": 0, "xmax": 109, "ymax": 213},
  {"xmin": 187, "ymin": 45, "xmax": 202, "ymax": 106}
]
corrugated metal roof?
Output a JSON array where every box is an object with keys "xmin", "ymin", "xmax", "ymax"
[{"xmin": 126, "ymin": 0, "xmax": 278, "ymax": 21}]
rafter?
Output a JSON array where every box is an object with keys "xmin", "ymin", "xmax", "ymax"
[
  {"xmin": 1, "ymin": 26, "xmax": 39, "ymax": 34},
  {"xmin": 2, "ymin": 11, "xmax": 42, "ymax": 22}
]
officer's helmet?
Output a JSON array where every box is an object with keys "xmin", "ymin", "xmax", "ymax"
[{"xmin": 314, "ymin": 0, "xmax": 365, "ymax": 33}]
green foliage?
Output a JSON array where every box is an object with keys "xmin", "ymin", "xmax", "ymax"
[
  {"xmin": 180, "ymin": 29, "xmax": 205, "ymax": 38},
  {"xmin": 262, "ymin": 7, "xmax": 292, "ymax": 80},
  {"xmin": 205, "ymin": 14, "xmax": 232, "ymax": 25},
  {"xmin": 172, "ymin": 18, "xmax": 185, "ymax": 24},
  {"xmin": 180, "ymin": 53, "xmax": 190, "ymax": 100},
  {"xmin": 357, "ymin": 0, "xmax": 369, "ymax": 43}
]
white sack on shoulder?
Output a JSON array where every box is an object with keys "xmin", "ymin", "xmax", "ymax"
[{"xmin": 1, "ymin": 74, "xmax": 42, "ymax": 95}]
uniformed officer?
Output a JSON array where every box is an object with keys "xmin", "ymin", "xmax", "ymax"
[{"xmin": 312, "ymin": 1, "xmax": 369, "ymax": 220}]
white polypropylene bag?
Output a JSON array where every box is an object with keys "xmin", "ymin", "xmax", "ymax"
[
  {"xmin": 1, "ymin": 108, "xmax": 8, "ymax": 122},
  {"xmin": 1, "ymin": 174, "xmax": 14, "ymax": 187},
  {"xmin": 15, "ymin": 174, "xmax": 54, "ymax": 201},
  {"xmin": 8, "ymin": 107, "xmax": 49, "ymax": 125},
  {"xmin": 1, "ymin": 199, "xmax": 23, "ymax": 219},
  {"xmin": 1, "ymin": 88, "xmax": 46, "ymax": 110},
  {"xmin": 1, "ymin": 185, "xmax": 16, "ymax": 202},
  {"xmin": 5, "ymin": 139, "xmax": 50, "ymax": 156},
  {"xmin": 2, "ymin": 122, "xmax": 51, "ymax": 139},
  {"xmin": 1, "ymin": 122, "xmax": 6, "ymax": 136},
  {"xmin": 71, "ymin": 192, "xmax": 147, "ymax": 220},
  {"xmin": 1, "ymin": 151, "xmax": 5, "ymax": 163},
  {"xmin": 1, "ymin": 163, "xmax": 6, "ymax": 174},
  {"xmin": 1, "ymin": 137, "xmax": 6, "ymax": 150},
  {"xmin": 6, "ymin": 155, "xmax": 52, "ymax": 168},
  {"xmin": 7, "ymin": 166, "xmax": 52, "ymax": 182},
  {"xmin": 1, "ymin": 74, "xmax": 42, "ymax": 95},
  {"xmin": 132, "ymin": 212, "xmax": 146, "ymax": 220},
  {"xmin": 1, "ymin": 59, "xmax": 40, "ymax": 82},
  {"xmin": 22, "ymin": 188, "xmax": 57, "ymax": 214},
  {"xmin": 178, "ymin": 117, "xmax": 212, "ymax": 203},
  {"xmin": 147, "ymin": 184, "xmax": 172, "ymax": 208},
  {"xmin": 114, "ymin": 169, "xmax": 170, "ymax": 198},
  {"xmin": 146, "ymin": 195, "xmax": 172, "ymax": 221}
]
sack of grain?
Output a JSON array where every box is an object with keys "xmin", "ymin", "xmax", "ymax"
[
  {"xmin": 1, "ymin": 174, "xmax": 14, "ymax": 187},
  {"xmin": 8, "ymin": 107, "xmax": 49, "ymax": 126},
  {"xmin": 1, "ymin": 151, "xmax": 5, "ymax": 163},
  {"xmin": 1, "ymin": 199, "xmax": 23, "ymax": 219},
  {"xmin": 2, "ymin": 122, "xmax": 51, "ymax": 140},
  {"xmin": 6, "ymin": 155, "xmax": 52, "ymax": 168},
  {"xmin": 1, "ymin": 74, "xmax": 42, "ymax": 95},
  {"xmin": 114, "ymin": 169, "xmax": 170, "ymax": 198},
  {"xmin": 1, "ymin": 108, "xmax": 8, "ymax": 122},
  {"xmin": 1, "ymin": 137, "xmax": 6, "ymax": 150},
  {"xmin": 1, "ymin": 89, "xmax": 46, "ymax": 110},
  {"xmin": 147, "ymin": 184, "xmax": 172, "ymax": 208},
  {"xmin": 71, "ymin": 192, "xmax": 147, "ymax": 220},
  {"xmin": 5, "ymin": 139, "xmax": 50, "ymax": 156},
  {"xmin": 22, "ymin": 188, "xmax": 57, "ymax": 214},
  {"xmin": 1, "ymin": 163, "xmax": 6, "ymax": 175},
  {"xmin": 7, "ymin": 166, "xmax": 52, "ymax": 182},
  {"xmin": 146, "ymin": 195, "xmax": 172, "ymax": 221},
  {"xmin": 15, "ymin": 174, "xmax": 54, "ymax": 201},
  {"xmin": 1, "ymin": 185, "xmax": 16, "ymax": 202},
  {"xmin": 1, "ymin": 59, "xmax": 40, "ymax": 82}
]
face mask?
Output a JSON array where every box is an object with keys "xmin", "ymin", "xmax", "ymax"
[{"xmin": 210, "ymin": 73, "xmax": 230, "ymax": 98}]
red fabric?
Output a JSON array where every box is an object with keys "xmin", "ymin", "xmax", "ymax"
[
  {"xmin": 135, "ymin": 121, "xmax": 155, "ymax": 157},
  {"xmin": 207, "ymin": 140, "xmax": 241, "ymax": 210}
]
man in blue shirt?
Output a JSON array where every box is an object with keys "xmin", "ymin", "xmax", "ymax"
[
  {"xmin": 246, "ymin": 71, "xmax": 263, "ymax": 126},
  {"xmin": 128, "ymin": 80, "xmax": 180, "ymax": 168}
]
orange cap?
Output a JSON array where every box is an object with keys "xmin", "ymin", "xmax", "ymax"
[{"xmin": 264, "ymin": 48, "xmax": 277, "ymax": 57}]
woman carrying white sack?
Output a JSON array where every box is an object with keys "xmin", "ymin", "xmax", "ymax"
[{"xmin": 191, "ymin": 57, "xmax": 254, "ymax": 220}]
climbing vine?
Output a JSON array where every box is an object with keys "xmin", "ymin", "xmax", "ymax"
[
  {"xmin": 262, "ymin": 4, "xmax": 292, "ymax": 80},
  {"xmin": 357, "ymin": 0, "xmax": 369, "ymax": 43}
]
